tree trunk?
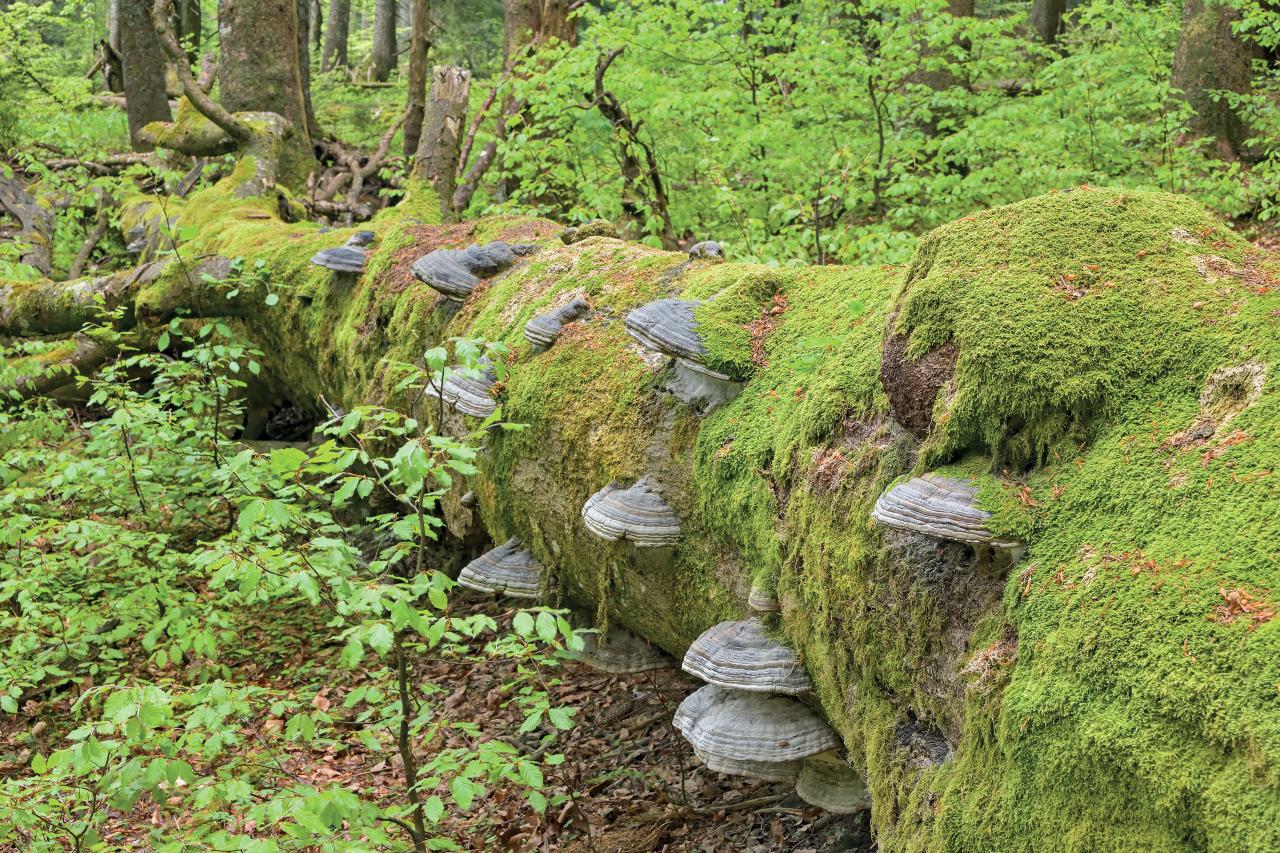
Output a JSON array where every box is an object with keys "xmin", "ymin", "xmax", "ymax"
[
  {"xmin": 403, "ymin": 0, "xmax": 431, "ymax": 157},
  {"xmin": 1030, "ymin": 0, "xmax": 1066, "ymax": 44},
  {"xmin": 321, "ymin": 0, "xmax": 350, "ymax": 70},
  {"xmin": 297, "ymin": 0, "xmax": 320, "ymax": 140},
  {"xmin": 502, "ymin": 0, "xmax": 574, "ymax": 69},
  {"xmin": 216, "ymin": 0, "xmax": 315, "ymax": 183},
  {"xmin": 1171, "ymin": 0, "xmax": 1261, "ymax": 159},
  {"xmin": 106, "ymin": 0, "xmax": 126, "ymax": 92},
  {"xmin": 179, "ymin": 0, "xmax": 201, "ymax": 58},
  {"xmin": 371, "ymin": 0, "xmax": 397, "ymax": 81},
  {"xmin": 119, "ymin": 0, "xmax": 173, "ymax": 152},
  {"xmin": 498, "ymin": 0, "xmax": 575, "ymax": 200},
  {"xmin": 310, "ymin": 0, "xmax": 323, "ymax": 50},
  {"xmin": 411, "ymin": 65, "xmax": 470, "ymax": 222}
]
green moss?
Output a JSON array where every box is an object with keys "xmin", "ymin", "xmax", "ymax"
[{"xmin": 443, "ymin": 187, "xmax": 1280, "ymax": 852}]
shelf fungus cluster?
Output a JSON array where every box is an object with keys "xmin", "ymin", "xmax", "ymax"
[
  {"xmin": 426, "ymin": 361, "xmax": 498, "ymax": 418},
  {"xmin": 524, "ymin": 298, "xmax": 589, "ymax": 353},
  {"xmin": 457, "ymin": 538, "xmax": 545, "ymax": 599},
  {"xmin": 871, "ymin": 474, "xmax": 1026, "ymax": 565},
  {"xmin": 675, "ymin": 618, "xmax": 869, "ymax": 813},
  {"xmin": 566, "ymin": 618, "xmax": 672, "ymax": 673},
  {"xmin": 581, "ymin": 476, "xmax": 681, "ymax": 547},
  {"xmin": 310, "ymin": 230, "xmax": 375, "ymax": 274},
  {"xmin": 625, "ymin": 298, "xmax": 743, "ymax": 412},
  {"xmin": 411, "ymin": 240, "xmax": 538, "ymax": 301}
]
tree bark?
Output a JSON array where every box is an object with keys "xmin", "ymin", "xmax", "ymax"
[
  {"xmin": 412, "ymin": 65, "xmax": 470, "ymax": 222},
  {"xmin": 371, "ymin": 0, "xmax": 397, "ymax": 81},
  {"xmin": 119, "ymin": 0, "xmax": 173, "ymax": 151},
  {"xmin": 1171, "ymin": 0, "xmax": 1261, "ymax": 160},
  {"xmin": 0, "ymin": 176, "xmax": 55, "ymax": 278},
  {"xmin": 297, "ymin": 0, "xmax": 320, "ymax": 140},
  {"xmin": 106, "ymin": 0, "xmax": 126, "ymax": 92},
  {"xmin": 321, "ymin": 0, "xmax": 351, "ymax": 70},
  {"xmin": 502, "ymin": 0, "xmax": 574, "ymax": 69},
  {"xmin": 1030, "ymin": 0, "xmax": 1066, "ymax": 44},
  {"xmin": 310, "ymin": 0, "xmax": 323, "ymax": 51},
  {"xmin": 403, "ymin": 0, "xmax": 431, "ymax": 156},
  {"xmin": 217, "ymin": 0, "xmax": 315, "ymax": 182}
]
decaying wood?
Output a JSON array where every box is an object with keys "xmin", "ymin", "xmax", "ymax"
[
  {"xmin": 412, "ymin": 65, "xmax": 471, "ymax": 222},
  {"xmin": 0, "ymin": 176, "xmax": 56, "ymax": 277}
]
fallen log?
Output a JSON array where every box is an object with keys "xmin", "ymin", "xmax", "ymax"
[{"xmin": 1, "ymin": 170, "xmax": 1278, "ymax": 851}]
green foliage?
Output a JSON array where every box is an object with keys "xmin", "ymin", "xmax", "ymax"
[
  {"xmin": 484, "ymin": 0, "xmax": 1258, "ymax": 264},
  {"xmin": 0, "ymin": 313, "xmax": 580, "ymax": 850}
]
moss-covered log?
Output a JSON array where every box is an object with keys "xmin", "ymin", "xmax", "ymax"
[{"xmin": 4, "ymin": 172, "xmax": 1280, "ymax": 850}]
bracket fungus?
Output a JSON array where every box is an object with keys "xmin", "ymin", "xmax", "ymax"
[
  {"xmin": 567, "ymin": 621, "xmax": 672, "ymax": 673},
  {"xmin": 426, "ymin": 361, "xmax": 498, "ymax": 418},
  {"xmin": 687, "ymin": 240, "xmax": 724, "ymax": 260},
  {"xmin": 310, "ymin": 230, "xmax": 375, "ymax": 274},
  {"xmin": 524, "ymin": 298, "xmax": 589, "ymax": 353},
  {"xmin": 748, "ymin": 580, "xmax": 780, "ymax": 614},
  {"xmin": 581, "ymin": 475, "xmax": 681, "ymax": 547},
  {"xmin": 871, "ymin": 474, "xmax": 1024, "ymax": 562},
  {"xmin": 624, "ymin": 298, "xmax": 743, "ymax": 411},
  {"xmin": 457, "ymin": 538, "xmax": 544, "ymax": 599},
  {"xmin": 795, "ymin": 752, "xmax": 871, "ymax": 814},
  {"xmin": 411, "ymin": 240, "xmax": 538, "ymax": 301},
  {"xmin": 682, "ymin": 618, "xmax": 811, "ymax": 695},
  {"xmin": 674, "ymin": 684, "xmax": 840, "ymax": 770},
  {"xmin": 693, "ymin": 747, "xmax": 802, "ymax": 783}
]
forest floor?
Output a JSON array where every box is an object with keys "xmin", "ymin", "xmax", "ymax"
[{"xmin": 0, "ymin": 594, "xmax": 871, "ymax": 852}]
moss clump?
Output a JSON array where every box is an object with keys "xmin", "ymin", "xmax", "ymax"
[{"xmin": 688, "ymin": 267, "xmax": 784, "ymax": 380}]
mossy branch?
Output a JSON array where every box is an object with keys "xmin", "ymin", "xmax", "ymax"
[{"xmin": 150, "ymin": 0, "xmax": 253, "ymax": 144}]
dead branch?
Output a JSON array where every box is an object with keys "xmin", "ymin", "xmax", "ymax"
[
  {"xmin": 68, "ymin": 197, "xmax": 115, "ymax": 279},
  {"xmin": 0, "ymin": 175, "xmax": 55, "ymax": 277},
  {"xmin": 150, "ymin": 0, "xmax": 253, "ymax": 143}
]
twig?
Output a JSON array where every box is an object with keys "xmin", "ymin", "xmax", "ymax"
[{"xmin": 68, "ymin": 203, "xmax": 112, "ymax": 278}]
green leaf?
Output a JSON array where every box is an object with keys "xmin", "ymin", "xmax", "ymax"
[
  {"xmin": 534, "ymin": 611, "xmax": 557, "ymax": 644},
  {"xmin": 548, "ymin": 707, "xmax": 575, "ymax": 731},
  {"xmin": 449, "ymin": 776, "xmax": 477, "ymax": 810},
  {"xmin": 367, "ymin": 622, "xmax": 395, "ymax": 655},
  {"xmin": 512, "ymin": 611, "xmax": 535, "ymax": 638},
  {"xmin": 269, "ymin": 446, "xmax": 308, "ymax": 474}
]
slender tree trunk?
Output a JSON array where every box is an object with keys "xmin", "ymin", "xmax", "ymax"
[
  {"xmin": 499, "ymin": 0, "xmax": 575, "ymax": 199},
  {"xmin": 179, "ymin": 0, "xmax": 201, "ymax": 59},
  {"xmin": 1171, "ymin": 0, "xmax": 1261, "ymax": 160},
  {"xmin": 1030, "ymin": 0, "xmax": 1066, "ymax": 44},
  {"xmin": 297, "ymin": 0, "xmax": 320, "ymax": 140},
  {"xmin": 371, "ymin": 0, "xmax": 397, "ymax": 81},
  {"xmin": 310, "ymin": 0, "xmax": 322, "ymax": 50},
  {"xmin": 218, "ymin": 0, "xmax": 315, "ymax": 182},
  {"xmin": 321, "ymin": 0, "xmax": 350, "ymax": 70},
  {"xmin": 106, "ymin": 0, "xmax": 126, "ymax": 92},
  {"xmin": 403, "ymin": 0, "xmax": 431, "ymax": 156},
  {"xmin": 119, "ymin": 0, "xmax": 173, "ymax": 152},
  {"xmin": 411, "ymin": 65, "xmax": 470, "ymax": 222}
]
